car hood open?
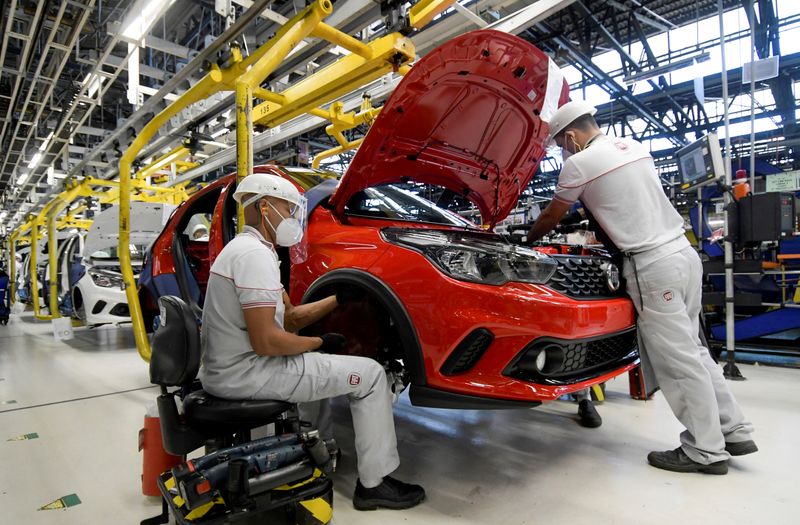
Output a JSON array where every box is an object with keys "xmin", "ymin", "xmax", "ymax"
[{"xmin": 329, "ymin": 29, "xmax": 568, "ymax": 227}]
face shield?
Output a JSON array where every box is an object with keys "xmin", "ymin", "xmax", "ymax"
[
  {"xmin": 244, "ymin": 193, "xmax": 310, "ymax": 262},
  {"xmin": 283, "ymin": 197, "xmax": 309, "ymax": 264}
]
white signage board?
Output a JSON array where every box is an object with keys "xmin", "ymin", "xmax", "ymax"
[{"xmin": 765, "ymin": 171, "xmax": 800, "ymax": 193}]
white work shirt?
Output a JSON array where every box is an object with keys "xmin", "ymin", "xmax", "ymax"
[
  {"xmin": 553, "ymin": 135, "xmax": 688, "ymax": 266},
  {"xmin": 199, "ymin": 225, "xmax": 286, "ymax": 398}
]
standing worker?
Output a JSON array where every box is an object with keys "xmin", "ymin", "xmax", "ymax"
[
  {"xmin": 199, "ymin": 173, "xmax": 425, "ymax": 509},
  {"xmin": 526, "ymin": 101, "xmax": 757, "ymax": 474}
]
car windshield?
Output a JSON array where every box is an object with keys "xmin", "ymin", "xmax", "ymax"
[
  {"xmin": 90, "ymin": 244, "xmax": 148, "ymax": 260},
  {"xmin": 345, "ymin": 185, "xmax": 477, "ymax": 228}
]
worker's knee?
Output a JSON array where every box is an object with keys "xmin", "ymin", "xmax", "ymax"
[{"xmin": 345, "ymin": 356, "xmax": 387, "ymax": 393}]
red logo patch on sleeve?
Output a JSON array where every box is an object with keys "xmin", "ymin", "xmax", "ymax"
[
  {"xmin": 348, "ymin": 373, "xmax": 361, "ymax": 386},
  {"xmin": 663, "ymin": 291, "xmax": 674, "ymax": 302}
]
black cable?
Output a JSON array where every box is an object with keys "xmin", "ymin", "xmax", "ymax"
[{"xmin": 0, "ymin": 385, "xmax": 157, "ymax": 414}]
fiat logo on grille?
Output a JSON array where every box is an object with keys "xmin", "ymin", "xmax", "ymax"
[{"xmin": 602, "ymin": 262, "xmax": 620, "ymax": 292}]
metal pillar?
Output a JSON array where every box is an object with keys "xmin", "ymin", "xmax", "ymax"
[{"xmin": 719, "ymin": 0, "xmax": 744, "ymax": 380}]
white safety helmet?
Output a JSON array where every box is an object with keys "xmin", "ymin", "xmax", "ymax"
[
  {"xmin": 233, "ymin": 173, "xmax": 305, "ymax": 209},
  {"xmin": 233, "ymin": 173, "xmax": 309, "ymax": 251},
  {"xmin": 547, "ymin": 100, "xmax": 597, "ymax": 140}
]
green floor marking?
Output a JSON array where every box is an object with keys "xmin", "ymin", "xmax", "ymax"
[
  {"xmin": 0, "ymin": 400, "xmax": 17, "ymax": 405},
  {"xmin": 7, "ymin": 432, "xmax": 39, "ymax": 441},
  {"xmin": 38, "ymin": 494, "xmax": 82, "ymax": 511}
]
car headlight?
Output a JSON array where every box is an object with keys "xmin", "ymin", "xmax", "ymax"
[
  {"xmin": 381, "ymin": 228, "xmax": 557, "ymax": 285},
  {"xmin": 88, "ymin": 269, "xmax": 123, "ymax": 289}
]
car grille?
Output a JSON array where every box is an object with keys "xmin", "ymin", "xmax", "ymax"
[
  {"xmin": 504, "ymin": 328, "xmax": 639, "ymax": 384},
  {"xmin": 547, "ymin": 255, "xmax": 622, "ymax": 299},
  {"xmin": 559, "ymin": 329, "xmax": 638, "ymax": 375}
]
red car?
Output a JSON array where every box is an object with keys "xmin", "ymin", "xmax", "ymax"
[{"xmin": 140, "ymin": 30, "xmax": 638, "ymax": 409}]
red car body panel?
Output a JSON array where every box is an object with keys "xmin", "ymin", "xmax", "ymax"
[
  {"xmin": 290, "ymin": 210, "xmax": 636, "ymax": 403},
  {"xmin": 144, "ymin": 30, "xmax": 639, "ymax": 408},
  {"xmin": 330, "ymin": 29, "xmax": 570, "ymax": 227}
]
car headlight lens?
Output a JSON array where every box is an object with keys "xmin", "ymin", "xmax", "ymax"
[
  {"xmin": 88, "ymin": 269, "xmax": 123, "ymax": 289},
  {"xmin": 381, "ymin": 228, "xmax": 557, "ymax": 285}
]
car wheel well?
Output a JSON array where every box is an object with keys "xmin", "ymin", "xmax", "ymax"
[
  {"xmin": 300, "ymin": 269, "xmax": 426, "ymax": 386},
  {"xmin": 72, "ymin": 287, "xmax": 83, "ymax": 308}
]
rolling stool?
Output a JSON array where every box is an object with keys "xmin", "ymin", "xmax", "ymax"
[{"xmin": 142, "ymin": 296, "xmax": 332, "ymax": 525}]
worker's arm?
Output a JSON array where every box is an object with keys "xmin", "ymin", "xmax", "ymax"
[
  {"xmin": 244, "ymin": 306, "xmax": 323, "ymax": 356},
  {"xmin": 526, "ymin": 199, "xmax": 573, "ymax": 244},
  {"xmin": 283, "ymin": 292, "xmax": 337, "ymax": 333}
]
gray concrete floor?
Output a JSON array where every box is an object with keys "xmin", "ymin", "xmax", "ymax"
[{"xmin": 1, "ymin": 312, "xmax": 798, "ymax": 524}]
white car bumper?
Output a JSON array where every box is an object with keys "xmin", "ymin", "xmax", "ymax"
[{"xmin": 74, "ymin": 273, "xmax": 131, "ymax": 325}]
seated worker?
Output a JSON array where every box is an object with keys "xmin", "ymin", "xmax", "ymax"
[
  {"xmin": 198, "ymin": 173, "xmax": 425, "ymax": 510},
  {"xmin": 191, "ymin": 224, "xmax": 209, "ymax": 241}
]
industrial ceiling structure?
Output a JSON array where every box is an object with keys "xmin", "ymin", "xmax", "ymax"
[{"xmin": 0, "ymin": 0, "xmax": 795, "ymax": 235}]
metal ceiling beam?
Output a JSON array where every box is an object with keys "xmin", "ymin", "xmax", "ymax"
[
  {"xmin": 487, "ymin": 0, "xmax": 576, "ymax": 35},
  {"xmin": 535, "ymin": 21, "xmax": 680, "ymax": 144},
  {"xmin": 0, "ymin": 1, "xmax": 96, "ymax": 188},
  {"xmin": 571, "ymin": 1, "xmax": 691, "ymax": 143},
  {"xmin": 64, "ymin": 0, "xmax": 273, "ymax": 183},
  {"xmin": 0, "ymin": 1, "xmax": 46, "ymax": 166},
  {"xmin": 742, "ymin": 0, "xmax": 796, "ymax": 163},
  {"xmin": 452, "ymin": 2, "xmax": 489, "ymax": 27}
]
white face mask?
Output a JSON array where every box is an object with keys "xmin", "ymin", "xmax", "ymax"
[{"xmin": 264, "ymin": 202, "xmax": 304, "ymax": 247}]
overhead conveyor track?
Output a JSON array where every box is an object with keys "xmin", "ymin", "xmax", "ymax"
[
  {"xmin": 0, "ymin": 1, "xmax": 48, "ymax": 184},
  {"xmin": 0, "ymin": 1, "xmax": 97, "ymax": 191}
]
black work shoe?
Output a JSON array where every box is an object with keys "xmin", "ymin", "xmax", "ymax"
[
  {"xmin": 353, "ymin": 476, "xmax": 426, "ymax": 511},
  {"xmin": 725, "ymin": 440, "xmax": 758, "ymax": 456},
  {"xmin": 578, "ymin": 399, "xmax": 602, "ymax": 428},
  {"xmin": 647, "ymin": 447, "xmax": 728, "ymax": 475}
]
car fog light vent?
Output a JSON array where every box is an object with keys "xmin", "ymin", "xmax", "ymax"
[
  {"xmin": 109, "ymin": 304, "xmax": 130, "ymax": 317},
  {"xmin": 535, "ymin": 344, "xmax": 566, "ymax": 375},
  {"xmin": 91, "ymin": 300, "xmax": 107, "ymax": 315},
  {"xmin": 441, "ymin": 328, "xmax": 494, "ymax": 375}
]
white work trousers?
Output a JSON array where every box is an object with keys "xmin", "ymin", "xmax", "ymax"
[
  {"xmin": 253, "ymin": 352, "xmax": 400, "ymax": 486},
  {"xmin": 623, "ymin": 246, "xmax": 754, "ymax": 464}
]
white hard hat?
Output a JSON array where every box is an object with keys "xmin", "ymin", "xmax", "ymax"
[
  {"xmin": 192, "ymin": 224, "xmax": 207, "ymax": 235},
  {"xmin": 233, "ymin": 173, "xmax": 303, "ymax": 208},
  {"xmin": 547, "ymin": 100, "xmax": 597, "ymax": 140}
]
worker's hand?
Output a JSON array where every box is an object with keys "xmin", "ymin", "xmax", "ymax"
[
  {"xmin": 335, "ymin": 285, "xmax": 364, "ymax": 305},
  {"xmin": 318, "ymin": 333, "xmax": 347, "ymax": 353}
]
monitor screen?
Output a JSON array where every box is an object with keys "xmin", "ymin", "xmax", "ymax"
[
  {"xmin": 680, "ymin": 146, "xmax": 706, "ymax": 184},
  {"xmin": 676, "ymin": 133, "xmax": 724, "ymax": 191}
]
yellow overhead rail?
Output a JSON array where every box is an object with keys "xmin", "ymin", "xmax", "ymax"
[
  {"xmin": 408, "ymin": 0, "xmax": 457, "ymax": 30},
  {"xmin": 135, "ymin": 144, "xmax": 200, "ymax": 183},
  {"xmin": 23, "ymin": 175, "xmax": 189, "ymax": 321},
  {"xmin": 119, "ymin": 0, "xmax": 457, "ymax": 361},
  {"xmin": 6, "ymin": 217, "xmax": 34, "ymax": 307},
  {"xmin": 311, "ymin": 95, "xmax": 381, "ymax": 169}
]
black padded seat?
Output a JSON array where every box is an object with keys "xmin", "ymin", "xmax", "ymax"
[
  {"xmin": 150, "ymin": 296, "xmax": 294, "ymax": 454},
  {"xmin": 184, "ymin": 391, "xmax": 291, "ymax": 429}
]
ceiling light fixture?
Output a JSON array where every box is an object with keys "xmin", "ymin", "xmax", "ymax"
[{"xmin": 121, "ymin": 0, "xmax": 176, "ymax": 42}]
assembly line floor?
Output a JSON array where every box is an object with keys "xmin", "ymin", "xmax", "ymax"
[{"xmin": 1, "ymin": 312, "xmax": 798, "ymax": 525}]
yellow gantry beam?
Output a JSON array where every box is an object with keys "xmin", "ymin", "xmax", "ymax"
[
  {"xmin": 251, "ymin": 32, "xmax": 414, "ymax": 130},
  {"xmin": 408, "ymin": 0, "xmax": 457, "ymax": 29},
  {"xmin": 118, "ymin": 0, "xmax": 455, "ymax": 361},
  {"xmin": 23, "ymin": 175, "xmax": 188, "ymax": 321},
  {"xmin": 235, "ymin": 0, "xmax": 335, "ymax": 233},
  {"xmin": 312, "ymin": 97, "xmax": 381, "ymax": 169},
  {"xmin": 136, "ymin": 145, "xmax": 192, "ymax": 180}
]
